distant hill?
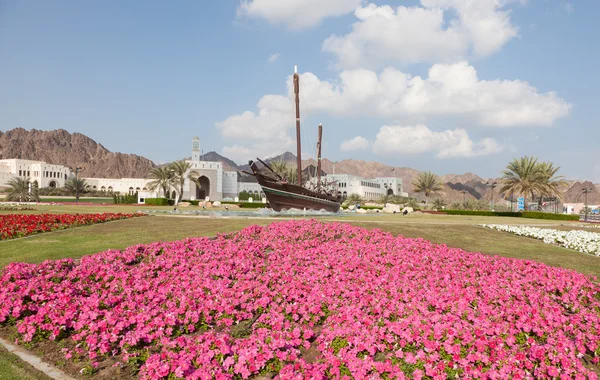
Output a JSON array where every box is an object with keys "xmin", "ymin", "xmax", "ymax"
[{"xmin": 0, "ymin": 128, "xmax": 155, "ymax": 178}]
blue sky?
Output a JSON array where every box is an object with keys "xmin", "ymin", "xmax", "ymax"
[{"xmin": 0, "ymin": 0, "xmax": 598, "ymax": 181}]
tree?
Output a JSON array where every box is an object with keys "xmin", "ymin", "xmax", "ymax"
[
  {"xmin": 147, "ymin": 167, "xmax": 173, "ymax": 198},
  {"xmin": 170, "ymin": 160, "xmax": 192, "ymax": 202},
  {"xmin": 537, "ymin": 161, "xmax": 568, "ymax": 204},
  {"xmin": 64, "ymin": 177, "xmax": 90, "ymax": 203},
  {"xmin": 500, "ymin": 156, "xmax": 567, "ymax": 211},
  {"xmin": 345, "ymin": 193, "xmax": 363, "ymax": 205},
  {"xmin": 378, "ymin": 194, "xmax": 393, "ymax": 205},
  {"xmin": 412, "ymin": 171, "xmax": 442, "ymax": 205},
  {"xmin": 6, "ymin": 177, "xmax": 40, "ymax": 202},
  {"xmin": 432, "ymin": 197, "xmax": 447, "ymax": 210},
  {"xmin": 450, "ymin": 201, "xmax": 462, "ymax": 210},
  {"xmin": 269, "ymin": 161, "xmax": 298, "ymax": 184}
]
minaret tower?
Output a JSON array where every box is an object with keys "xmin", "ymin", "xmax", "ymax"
[{"xmin": 192, "ymin": 137, "xmax": 201, "ymax": 162}]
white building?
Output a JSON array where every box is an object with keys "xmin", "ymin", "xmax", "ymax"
[
  {"xmin": 0, "ymin": 159, "xmax": 72, "ymax": 189},
  {"xmin": 323, "ymin": 174, "xmax": 407, "ymax": 201},
  {"xmin": 0, "ymin": 138, "xmax": 408, "ymax": 203}
]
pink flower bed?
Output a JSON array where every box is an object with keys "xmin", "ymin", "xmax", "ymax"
[{"xmin": 1, "ymin": 220, "xmax": 599, "ymax": 379}]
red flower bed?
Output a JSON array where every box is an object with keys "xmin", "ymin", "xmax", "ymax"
[{"xmin": 0, "ymin": 213, "xmax": 145, "ymax": 240}]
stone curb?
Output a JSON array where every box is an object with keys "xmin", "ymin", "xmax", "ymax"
[{"xmin": 0, "ymin": 337, "xmax": 77, "ymax": 380}]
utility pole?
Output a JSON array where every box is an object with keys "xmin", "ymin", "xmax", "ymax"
[
  {"xmin": 487, "ymin": 181, "xmax": 498, "ymax": 211},
  {"xmin": 582, "ymin": 188, "xmax": 593, "ymax": 221}
]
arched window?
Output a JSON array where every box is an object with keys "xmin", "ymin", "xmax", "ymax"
[
  {"xmin": 101, "ymin": 186, "xmax": 106, "ymax": 192},
  {"xmin": 108, "ymin": 186, "xmax": 113, "ymax": 193},
  {"xmin": 92, "ymin": 185, "xmax": 97, "ymax": 189},
  {"xmin": 129, "ymin": 187, "xmax": 134, "ymax": 195}
]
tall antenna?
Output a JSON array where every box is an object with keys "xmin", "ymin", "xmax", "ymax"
[
  {"xmin": 293, "ymin": 66, "xmax": 302, "ymax": 186},
  {"xmin": 317, "ymin": 123, "xmax": 323, "ymax": 189}
]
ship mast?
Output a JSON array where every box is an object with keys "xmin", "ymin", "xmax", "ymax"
[
  {"xmin": 317, "ymin": 123, "xmax": 322, "ymax": 189},
  {"xmin": 293, "ymin": 66, "xmax": 302, "ymax": 186}
]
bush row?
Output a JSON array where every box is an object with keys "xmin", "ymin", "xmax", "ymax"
[
  {"xmin": 443, "ymin": 209, "xmax": 579, "ymax": 221},
  {"xmin": 144, "ymin": 198, "xmax": 174, "ymax": 206}
]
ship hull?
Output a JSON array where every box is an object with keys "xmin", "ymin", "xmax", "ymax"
[{"xmin": 250, "ymin": 162, "xmax": 341, "ymax": 213}]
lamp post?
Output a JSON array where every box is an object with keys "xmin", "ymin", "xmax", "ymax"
[
  {"xmin": 487, "ymin": 181, "xmax": 498, "ymax": 211},
  {"xmin": 582, "ymin": 188, "xmax": 593, "ymax": 221}
]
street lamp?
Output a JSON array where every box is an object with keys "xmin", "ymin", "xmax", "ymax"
[
  {"xmin": 487, "ymin": 181, "xmax": 498, "ymax": 211},
  {"xmin": 582, "ymin": 188, "xmax": 593, "ymax": 221},
  {"xmin": 460, "ymin": 190, "xmax": 467, "ymax": 206}
]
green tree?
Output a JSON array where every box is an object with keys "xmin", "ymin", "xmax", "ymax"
[
  {"xmin": 270, "ymin": 161, "xmax": 298, "ymax": 184},
  {"xmin": 500, "ymin": 156, "xmax": 563, "ymax": 210},
  {"xmin": 6, "ymin": 177, "xmax": 40, "ymax": 202},
  {"xmin": 170, "ymin": 160, "xmax": 192, "ymax": 202},
  {"xmin": 412, "ymin": 171, "xmax": 443, "ymax": 205},
  {"xmin": 536, "ymin": 161, "xmax": 568, "ymax": 206},
  {"xmin": 345, "ymin": 193, "xmax": 363, "ymax": 205},
  {"xmin": 432, "ymin": 197, "xmax": 447, "ymax": 210},
  {"xmin": 450, "ymin": 201, "xmax": 462, "ymax": 210},
  {"xmin": 64, "ymin": 177, "xmax": 90, "ymax": 203},
  {"xmin": 378, "ymin": 194, "xmax": 393, "ymax": 205},
  {"xmin": 147, "ymin": 167, "xmax": 173, "ymax": 198}
]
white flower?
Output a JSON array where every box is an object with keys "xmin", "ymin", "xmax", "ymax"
[{"xmin": 480, "ymin": 224, "xmax": 600, "ymax": 257}]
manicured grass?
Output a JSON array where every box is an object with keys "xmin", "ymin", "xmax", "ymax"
[
  {"xmin": 1, "ymin": 213, "xmax": 597, "ymax": 277},
  {"xmin": 0, "ymin": 346, "xmax": 50, "ymax": 380},
  {"xmin": 0, "ymin": 216, "xmax": 270, "ymax": 268}
]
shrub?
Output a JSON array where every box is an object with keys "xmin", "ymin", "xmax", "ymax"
[
  {"xmin": 522, "ymin": 212, "xmax": 579, "ymax": 221},
  {"xmin": 443, "ymin": 210, "xmax": 580, "ymax": 221},
  {"xmin": 145, "ymin": 198, "xmax": 170, "ymax": 206},
  {"xmin": 113, "ymin": 192, "xmax": 138, "ymax": 204},
  {"xmin": 443, "ymin": 210, "xmax": 521, "ymax": 217}
]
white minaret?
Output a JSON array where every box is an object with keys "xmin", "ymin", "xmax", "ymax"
[{"xmin": 192, "ymin": 137, "xmax": 201, "ymax": 162}]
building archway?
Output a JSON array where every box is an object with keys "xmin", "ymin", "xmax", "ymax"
[
  {"xmin": 387, "ymin": 188, "xmax": 393, "ymax": 196},
  {"xmin": 195, "ymin": 176, "xmax": 210, "ymax": 200},
  {"xmin": 171, "ymin": 190, "xmax": 177, "ymax": 200},
  {"xmin": 48, "ymin": 180, "xmax": 57, "ymax": 188},
  {"xmin": 32, "ymin": 180, "xmax": 39, "ymax": 189}
]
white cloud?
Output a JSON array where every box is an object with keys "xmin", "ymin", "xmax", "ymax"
[
  {"xmin": 341, "ymin": 136, "xmax": 369, "ymax": 151},
  {"xmin": 285, "ymin": 62, "xmax": 570, "ymax": 127},
  {"xmin": 237, "ymin": 0, "xmax": 362, "ymax": 30},
  {"xmin": 268, "ymin": 53, "xmax": 280, "ymax": 64},
  {"xmin": 373, "ymin": 125, "xmax": 504, "ymax": 158},
  {"xmin": 323, "ymin": 1, "xmax": 519, "ymax": 67},
  {"xmin": 216, "ymin": 63, "xmax": 570, "ymax": 161}
]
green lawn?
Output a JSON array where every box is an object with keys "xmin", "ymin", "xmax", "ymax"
[
  {"xmin": 39, "ymin": 197, "xmax": 113, "ymax": 204},
  {"xmin": 0, "ymin": 346, "xmax": 50, "ymax": 380}
]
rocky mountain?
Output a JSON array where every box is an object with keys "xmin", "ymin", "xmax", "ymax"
[{"xmin": 0, "ymin": 128, "xmax": 156, "ymax": 178}]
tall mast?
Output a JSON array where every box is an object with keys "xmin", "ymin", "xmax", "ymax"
[
  {"xmin": 317, "ymin": 123, "xmax": 322, "ymax": 188},
  {"xmin": 293, "ymin": 65, "xmax": 302, "ymax": 186}
]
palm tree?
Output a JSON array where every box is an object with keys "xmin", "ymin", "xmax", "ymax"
[
  {"xmin": 412, "ymin": 171, "xmax": 442, "ymax": 205},
  {"xmin": 450, "ymin": 201, "xmax": 462, "ymax": 210},
  {"xmin": 6, "ymin": 177, "xmax": 40, "ymax": 202},
  {"xmin": 500, "ymin": 156, "xmax": 546, "ymax": 210},
  {"xmin": 378, "ymin": 194, "xmax": 393, "ymax": 205},
  {"xmin": 432, "ymin": 197, "xmax": 447, "ymax": 210},
  {"xmin": 169, "ymin": 160, "xmax": 192, "ymax": 202},
  {"xmin": 537, "ymin": 161, "xmax": 568, "ymax": 205},
  {"xmin": 345, "ymin": 193, "xmax": 363, "ymax": 205},
  {"xmin": 64, "ymin": 177, "xmax": 90, "ymax": 203},
  {"xmin": 270, "ymin": 161, "xmax": 297, "ymax": 183},
  {"xmin": 147, "ymin": 167, "xmax": 173, "ymax": 198}
]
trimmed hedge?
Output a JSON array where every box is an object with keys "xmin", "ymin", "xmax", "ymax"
[
  {"xmin": 443, "ymin": 210, "xmax": 521, "ymax": 217},
  {"xmin": 443, "ymin": 209, "xmax": 579, "ymax": 221},
  {"xmin": 522, "ymin": 212, "xmax": 579, "ymax": 221},
  {"xmin": 145, "ymin": 198, "xmax": 170, "ymax": 206}
]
